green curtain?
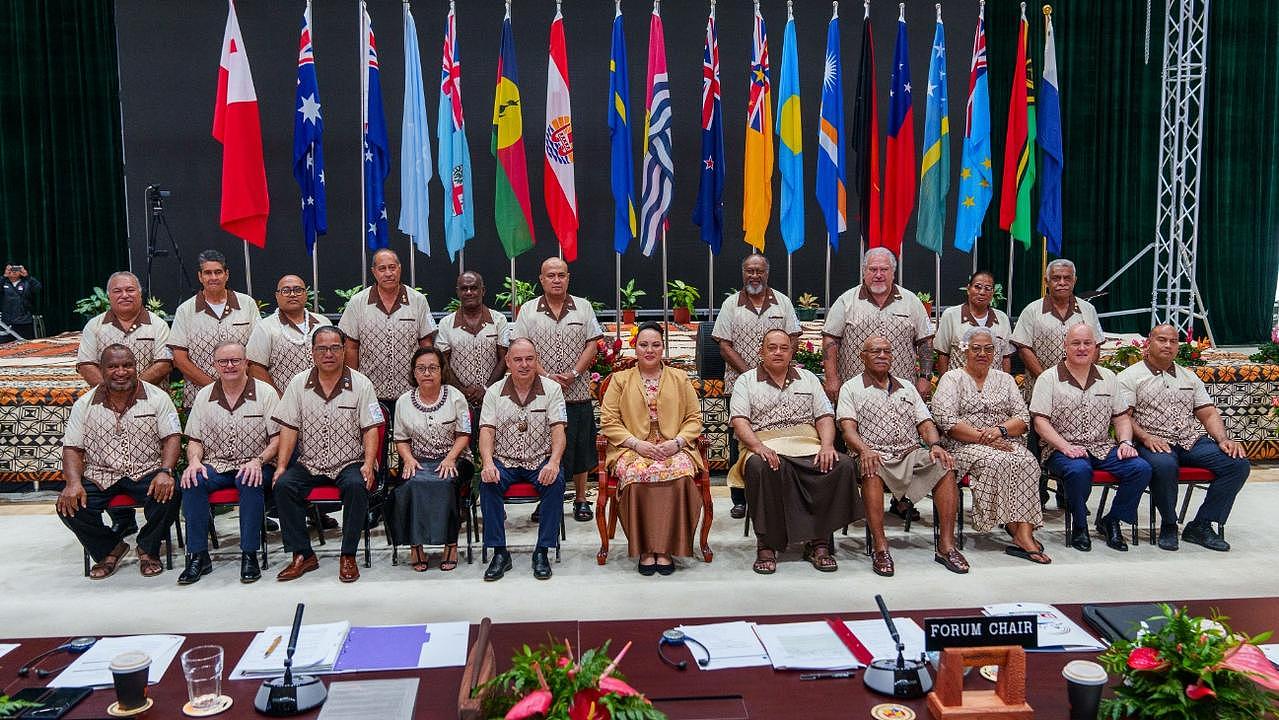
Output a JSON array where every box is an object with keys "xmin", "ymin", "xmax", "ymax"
[
  {"xmin": 0, "ymin": 0, "xmax": 125, "ymax": 336},
  {"xmin": 979, "ymin": 0, "xmax": 1278, "ymax": 344}
]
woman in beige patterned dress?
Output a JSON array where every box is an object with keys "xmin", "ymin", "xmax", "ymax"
[
  {"xmin": 599, "ymin": 323, "xmax": 704, "ymax": 576},
  {"xmin": 932, "ymin": 327, "xmax": 1050, "ymax": 564}
]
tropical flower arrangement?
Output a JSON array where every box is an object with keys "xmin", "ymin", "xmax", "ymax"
[
  {"xmin": 1175, "ymin": 336, "xmax": 1211, "ymax": 367},
  {"xmin": 590, "ymin": 336, "xmax": 625, "ymax": 383},
  {"xmin": 794, "ymin": 340, "xmax": 825, "ymax": 375},
  {"xmin": 476, "ymin": 639, "xmax": 666, "ymax": 720},
  {"xmin": 1096, "ymin": 604, "xmax": 1279, "ymax": 719},
  {"xmin": 1101, "ymin": 339, "xmax": 1146, "ymax": 373}
]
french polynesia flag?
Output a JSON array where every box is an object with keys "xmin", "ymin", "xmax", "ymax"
[{"xmin": 213, "ymin": 0, "xmax": 269, "ymax": 248}]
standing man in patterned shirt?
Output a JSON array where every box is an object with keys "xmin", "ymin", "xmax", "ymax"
[
  {"xmin": 168, "ymin": 250, "xmax": 260, "ymax": 409},
  {"xmin": 511, "ymin": 258, "xmax": 603, "ymax": 523},
  {"xmin": 436, "ymin": 271, "xmax": 508, "ymax": 439},
  {"xmin": 1010, "ymin": 259, "xmax": 1104, "ymax": 383},
  {"xmin": 246, "ymin": 274, "xmax": 331, "ymax": 393},
  {"xmin": 57, "ymin": 344, "xmax": 182, "ymax": 579},
  {"xmin": 712, "ymin": 255, "xmax": 801, "ymax": 519}
]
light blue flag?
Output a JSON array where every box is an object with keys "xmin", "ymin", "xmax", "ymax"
[
  {"xmin": 437, "ymin": 5, "xmax": 474, "ymax": 260},
  {"xmin": 398, "ymin": 5, "xmax": 432, "ymax": 254},
  {"xmin": 954, "ymin": 11, "xmax": 992, "ymax": 253},
  {"xmin": 776, "ymin": 16, "xmax": 804, "ymax": 254},
  {"xmin": 915, "ymin": 15, "xmax": 949, "ymax": 255}
]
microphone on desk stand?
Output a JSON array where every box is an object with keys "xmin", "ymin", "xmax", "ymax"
[
  {"xmin": 254, "ymin": 603, "xmax": 328, "ymax": 716},
  {"xmin": 861, "ymin": 595, "xmax": 932, "ymax": 700}
]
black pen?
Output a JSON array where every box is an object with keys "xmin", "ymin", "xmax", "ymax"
[{"xmin": 800, "ymin": 671, "xmax": 855, "ymax": 680}]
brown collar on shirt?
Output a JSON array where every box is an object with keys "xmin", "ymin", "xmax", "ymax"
[
  {"xmin": 194, "ymin": 291, "xmax": 241, "ymax": 319},
  {"xmin": 1143, "ymin": 358, "xmax": 1178, "ymax": 377},
  {"xmin": 1040, "ymin": 296, "xmax": 1082, "ymax": 323},
  {"xmin": 89, "ymin": 381, "xmax": 147, "ymax": 411},
  {"xmin": 369, "ymin": 285, "xmax": 410, "ymax": 316},
  {"xmin": 500, "ymin": 375, "xmax": 546, "ymax": 407},
  {"xmin": 960, "ymin": 304, "xmax": 997, "ymax": 327},
  {"xmin": 535, "ymin": 295, "xmax": 576, "ymax": 322},
  {"xmin": 756, "ymin": 366, "xmax": 800, "ymax": 390},
  {"xmin": 454, "ymin": 307, "xmax": 493, "ymax": 336},
  {"xmin": 278, "ymin": 308, "xmax": 322, "ymax": 332},
  {"xmin": 304, "ymin": 367, "xmax": 353, "ymax": 401},
  {"xmin": 736, "ymin": 289, "xmax": 779, "ymax": 316},
  {"xmin": 857, "ymin": 284, "xmax": 903, "ymax": 310},
  {"xmin": 102, "ymin": 309, "xmax": 152, "ymax": 334},
  {"xmin": 209, "ymin": 379, "xmax": 257, "ymax": 412},
  {"xmin": 1057, "ymin": 362, "xmax": 1103, "ymax": 391},
  {"xmin": 861, "ymin": 372, "xmax": 902, "ymax": 394}
]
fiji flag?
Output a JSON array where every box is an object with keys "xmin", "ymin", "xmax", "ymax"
[
  {"xmin": 608, "ymin": 8, "xmax": 636, "ymax": 255},
  {"xmin": 815, "ymin": 12, "xmax": 846, "ymax": 251},
  {"xmin": 954, "ymin": 8, "xmax": 992, "ymax": 253},
  {"xmin": 692, "ymin": 8, "xmax": 723, "ymax": 255},
  {"xmin": 361, "ymin": 2, "xmax": 390, "ymax": 250},
  {"xmin": 292, "ymin": 1, "xmax": 326, "ymax": 255}
]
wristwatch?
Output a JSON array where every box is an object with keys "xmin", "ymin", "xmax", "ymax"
[
  {"xmin": 571, "ymin": 369, "xmax": 581, "ymax": 379},
  {"xmin": 157, "ymin": 466, "xmax": 174, "ymax": 476},
  {"xmin": 1119, "ymin": 439, "xmax": 1135, "ymax": 448},
  {"xmin": 998, "ymin": 426, "xmax": 1009, "ymax": 439}
]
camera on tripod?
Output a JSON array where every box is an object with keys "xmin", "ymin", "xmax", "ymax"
[
  {"xmin": 145, "ymin": 184, "xmax": 171, "ymax": 214},
  {"xmin": 143, "ymin": 182, "xmax": 189, "ymax": 297}
]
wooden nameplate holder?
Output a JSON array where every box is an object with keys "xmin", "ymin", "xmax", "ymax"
[
  {"xmin": 926, "ymin": 646, "xmax": 1034, "ymax": 720},
  {"xmin": 457, "ymin": 617, "xmax": 496, "ymax": 720}
]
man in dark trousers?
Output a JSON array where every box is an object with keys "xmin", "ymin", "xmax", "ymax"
[{"xmin": 1, "ymin": 261, "xmax": 40, "ymax": 343}]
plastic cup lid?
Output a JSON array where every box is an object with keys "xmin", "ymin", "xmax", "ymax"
[
  {"xmin": 109, "ymin": 651, "xmax": 152, "ymax": 673},
  {"xmin": 1062, "ymin": 659, "xmax": 1108, "ymax": 685}
]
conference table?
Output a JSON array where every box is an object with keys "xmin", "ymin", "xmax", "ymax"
[{"xmin": 2, "ymin": 597, "xmax": 1274, "ymax": 719}]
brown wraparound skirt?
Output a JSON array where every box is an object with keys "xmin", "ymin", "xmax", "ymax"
[
  {"xmin": 618, "ymin": 477, "xmax": 703, "ymax": 557},
  {"xmin": 744, "ymin": 453, "xmax": 864, "ymax": 551}
]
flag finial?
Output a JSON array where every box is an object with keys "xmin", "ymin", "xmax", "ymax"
[
  {"xmin": 505, "ymin": 0, "xmax": 511, "ymax": 19},
  {"xmin": 936, "ymin": 3, "xmax": 942, "ymax": 20},
  {"xmin": 1020, "ymin": 2, "xmax": 1026, "ymax": 19},
  {"xmin": 1043, "ymin": 4, "xmax": 1052, "ymax": 16},
  {"xmin": 898, "ymin": 2, "xmax": 905, "ymax": 20},
  {"xmin": 832, "ymin": 1, "xmax": 838, "ymax": 19},
  {"xmin": 864, "ymin": 0, "xmax": 870, "ymax": 19},
  {"xmin": 710, "ymin": 0, "xmax": 716, "ymax": 19},
  {"xmin": 615, "ymin": 0, "xmax": 621, "ymax": 16},
  {"xmin": 787, "ymin": 0, "xmax": 794, "ymax": 19}
]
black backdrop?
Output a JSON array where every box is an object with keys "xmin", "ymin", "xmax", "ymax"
[{"xmin": 117, "ymin": 0, "xmax": 995, "ymax": 314}]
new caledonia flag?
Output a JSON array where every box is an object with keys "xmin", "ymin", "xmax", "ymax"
[
  {"xmin": 214, "ymin": 0, "xmax": 269, "ymax": 248},
  {"xmin": 492, "ymin": 8, "xmax": 534, "ymax": 259},
  {"xmin": 692, "ymin": 5, "xmax": 724, "ymax": 255}
]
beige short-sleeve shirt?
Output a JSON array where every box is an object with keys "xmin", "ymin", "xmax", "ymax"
[
  {"xmin": 711, "ymin": 289, "xmax": 802, "ymax": 389},
  {"xmin": 1010, "ymin": 297, "xmax": 1104, "ymax": 370},
  {"xmin": 272, "ymin": 368, "xmax": 384, "ymax": 477},
  {"xmin": 393, "ymin": 385, "xmax": 472, "ymax": 461},
  {"xmin": 245, "ymin": 309, "xmax": 331, "ymax": 390},
  {"xmin": 932, "ymin": 304, "xmax": 1014, "ymax": 370},
  {"xmin": 511, "ymin": 295, "xmax": 604, "ymax": 403},
  {"xmin": 836, "ymin": 374, "xmax": 932, "ymax": 462},
  {"xmin": 479, "ymin": 375, "xmax": 568, "ymax": 470},
  {"xmin": 729, "ymin": 367, "xmax": 833, "ymax": 433},
  {"xmin": 168, "ymin": 291, "xmax": 261, "ymax": 407},
  {"xmin": 1029, "ymin": 363, "xmax": 1128, "ymax": 460},
  {"xmin": 822, "ymin": 284, "xmax": 933, "ymax": 383},
  {"xmin": 435, "ymin": 308, "xmax": 509, "ymax": 397},
  {"xmin": 77, "ymin": 310, "xmax": 173, "ymax": 374},
  {"xmin": 184, "ymin": 378, "xmax": 280, "ymax": 473},
  {"xmin": 62, "ymin": 381, "xmax": 182, "ymax": 489},
  {"xmin": 337, "ymin": 285, "xmax": 437, "ymax": 400},
  {"xmin": 1118, "ymin": 360, "xmax": 1214, "ymax": 449}
]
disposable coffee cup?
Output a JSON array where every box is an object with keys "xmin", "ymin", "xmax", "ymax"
[
  {"xmin": 109, "ymin": 650, "xmax": 151, "ymax": 711},
  {"xmin": 1062, "ymin": 659, "xmax": 1108, "ymax": 720}
]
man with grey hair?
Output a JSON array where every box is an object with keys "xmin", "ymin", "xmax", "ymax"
[
  {"xmin": 1010, "ymin": 258, "xmax": 1104, "ymax": 382},
  {"xmin": 712, "ymin": 254, "xmax": 802, "ymax": 518},
  {"xmin": 169, "ymin": 249, "xmax": 260, "ymax": 408}
]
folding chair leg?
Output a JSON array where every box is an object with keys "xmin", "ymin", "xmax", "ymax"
[
  {"xmin": 165, "ymin": 528, "xmax": 174, "ymax": 569},
  {"xmin": 957, "ymin": 488, "xmax": 966, "ymax": 551},
  {"xmin": 260, "ymin": 512, "xmax": 270, "ymax": 570},
  {"xmin": 208, "ymin": 509, "xmax": 220, "ymax": 550},
  {"xmin": 175, "ymin": 515, "xmax": 185, "ymax": 549},
  {"xmin": 1177, "ymin": 485, "xmax": 1197, "ymax": 524},
  {"xmin": 311, "ymin": 505, "xmax": 326, "ymax": 545},
  {"xmin": 1097, "ymin": 486, "xmax": 1111, "ymax": 521}
]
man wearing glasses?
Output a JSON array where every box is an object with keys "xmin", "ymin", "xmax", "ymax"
[
  {"xmin": 270, "ymin": 327, "xmax": 384, "ymax": 583},
  {"xmin": 246, "ymin": 275, "xmax": 332, "ymax": 393},
  {"xmin": 168, "ymin": 249, "xmax": 260, "ymax": 409},
  {"xmin": 178, "ymin": 342, "xmax": 278, "ymax": 585}
]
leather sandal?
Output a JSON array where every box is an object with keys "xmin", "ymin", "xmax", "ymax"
[
  {"xmin": 871, "ymin": 550, "xmax": 895, "ymax": 577},
  {"xmin": 137, "ymin": 548, "xmax": 164, "ymax": 577},
  {"xmin": 934, "ymin": 548, "xmax": 971, "ymax": 574},
  {"xmin": 89, "ymin": 542, "xmax": 130, "ymax": 580},
  {"xmin": 803, "ymin": 541, "xmax": 838, "ymax": 572},
  {"xmin": 410, "ymin": 546, "xmax": 429, "ymax": 572},
  {"xmin": 752, "ymin": 548, "xmax": 778, "ymax": 575},
  {"xmin": 439, "ymin": 545, "xmax": 458, "ymax": 572}
]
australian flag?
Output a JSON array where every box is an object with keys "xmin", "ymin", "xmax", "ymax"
[
  {"xmin": 362, "ymin": 2, "xmax": 389, "ymax": 250},
  {"xmin": 292, "ymin": 2, "xmax": 326, "ymax": 255}
]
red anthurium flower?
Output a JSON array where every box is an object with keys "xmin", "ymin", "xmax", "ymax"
[
  {"xmin": 568, "ymin": 689, "xmax": 609, "ymax": 720},
  {"xmin": 505, "ymin": 690, "xmax": 553, "ymax": 720},
  {"xmin": 1185, "ymin": 681, "xmax": 1216, "ymax": 701},
  {"xmin": 1127, "ymin": 647, "xmax": 1168, "ymax": 672},
  {"xmin": 1217, "ymin": 643, "xmax": 1279, "ymax": 691},
  {"xmin": 599, "ymin": 676, "xmax": 643, "ymax": 698}
]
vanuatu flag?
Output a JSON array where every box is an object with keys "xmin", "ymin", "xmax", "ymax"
[
  {"xmin": 999, "ymin": 8, "xmax": 1035, "ymax": 249},
  {"xmin": 492, "ymin": 12, "xmax": 534, "ymax": 259}
]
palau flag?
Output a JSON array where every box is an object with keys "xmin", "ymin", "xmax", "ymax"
[
  {"xmin": 692, "ymin": 8, "xmax": 724, "ymax": 255},
  {"xmin": 292, "ymin": 1, "xmax": 327, "ymax": 256},
  {"xmin": 638, "ymin": 6, "xmax": 673, "ymax": 258},
  {"xmin": 880, "ymin": 12, "xmax": 915, "ymax": 257},
  {"xmin": 999, "ymin": 7, "xmax": 1035, "ymax": 249},
  {"xmin": 398, "ymin": 3, "xmax": 433, "ymax": 255},
  {"xmin": 360, "ymin": 1, "xmax": 389, "ymax": 251},
  {"xmin": 1037, "ymin": 8, "xmax": 1064, "ymax": 256},
  {"xmin": 816, "ymin": 10, "xmax": 846, "ymax": 252},
  {"xmin": 608, "ymin": 7, "xmax": 637, "ymax": 255},
  {"xmin": 438, "ymin": 3, "xmax": 474, "ymax": 261},
  {"xmin": 954, "ymin": 8, "xmax": 992, "ymax": 254},
  {"xmin": 491, "ymin": 10, "xmax": 534, "ymax": 259},
  {"xmin": 915, "ymin": 11, "xmax": 949, "ymax": 255},
  {"xmin": 776, "ymin": 14, "xmax": 803, "ymax": 255},
  {"xmin": 742, "ymin": 7, "xmax": 773, "ymax": 252}
]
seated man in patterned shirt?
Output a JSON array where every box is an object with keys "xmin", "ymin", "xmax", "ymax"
[
  {"xmin": 57, "ymin": 344, "xmax": 182, "ymax": 579},
  {"xmin": 839, "ymin": 336, "xmax": 968, "ymax": 577},
  {"xmin": 478, "ymin": 338, "xmax": 567, "ymax": 582},
  {"xmin": 1118, "ymin": 324, "xmax": 1248, "ymax": 551}
]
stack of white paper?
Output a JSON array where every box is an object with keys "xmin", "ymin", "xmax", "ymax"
[
  {"xmin": 1259, "ymin": 644, "xmax": 1279, "ymax": 668},
  {"xmin": 675, "ymin": 621, "xmax": 771, "ymax": 671},
  {"xmin": 752, "ymin": 621, "xmax": 859, "ymax": 671},
  {"xmin": 982, "ymin": 603, "xmax": 1104, "ymax": 652},
  {"xmin": 48, "ymin": 635, "xmax": 185, "ymax": 688},
  {"xmin": 231, "ymin": 621, "xmax": 351, "ymax": 679},
  {"xmin": 844, "ymin": 618, "xmax": 927, "ymax": 663}
]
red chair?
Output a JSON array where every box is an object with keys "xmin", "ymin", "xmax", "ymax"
[
  {"xmin": 306, "ymin": 423, "xmax": 386, "ymax": 569},
  {"xmin": 478, "ymin": 480, "xmax": 566, "ymax": 564},
  {"xmin": 1173, "ymin": 467, "xmax": 1219, "ymax": 535},
  {"xmin": 82, "ymin": 494, "xmax": 174, "ymax": 577},
  {"xmin": 205, "ymin": 487, "xmax": 269, "ymax": 569},
  {"xmin": 1051, "ymin": 470, "xmax": 1140, "ymax": 546}
]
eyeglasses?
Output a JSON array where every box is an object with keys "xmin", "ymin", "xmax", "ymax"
[
  {"xmin": 213, "ymin": 357, "xmax": 244, "ymax": 367},
  {"xmin": 414, "ymin": 364, "xmax": 442, "ymax": 374},
  {"xmin": 313, "ymin": 344, "xmax": 344, "ymax": 355},
  {"xmin": 967, "ymin": 345, "xmax": 996, "ymax": 355},
  {"xmin": 969, "ymin": 284, "xmax": 995, "ymax": 293},
  {"xmin": 277, "ymin": 286, "xmax": 306, "ymax": 296}
]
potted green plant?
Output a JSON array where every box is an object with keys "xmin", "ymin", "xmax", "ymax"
[
  {"xmin": 619, "ymin": 279, "xmax": 646, "ymax": 325},
  {"xmin": 495, "ymin": 278, "xmax": 537, "ymax": 316},
  {"xmin": 665, "ymin": 280, "xmax": 700, "ymax": 325},
  {"xmin": 915, "ymin": 291, "xmax": 933, "ymax": 317},
  {"xmin": 795, "ymin": 292, "xmax": 820, "ymax": 322}
]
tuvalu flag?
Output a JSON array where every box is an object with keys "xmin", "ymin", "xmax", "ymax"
[
  {"xmin": 214, "ymin": 0, "xmax": 269, "ymax": 248},
  {"xmin": 438, "ymin": 3, "xmax": 473, "ymax": 261},
  {"xmin": 816, "ymin": 9, "xmax": 846, "ymax": 252},
  {"xmin": 492, "ymin": 10, "xmax": 534, "ymax": 259},
  {"xmin": 544, "ymin": 6, "xmax": 578, "ymax": 261},
  {"xmin": 915, "ymin": 9, "xmax": 949, "ymax": 255},
  {"xmin": 1037, "ymin": 7, "xmax": 1064, "ymax": 256},
  {"xmin": 777, "ymin": 12, "xmax": 804, "ymax": 255},
  {"xmin": 850, "ymin": 8, "xmax": 880, "ymax": 250},
  {"xmin": 638, "ymin": 6, "xmax": 673, "ymax": 258},
  {"xmin": 999, "ymin": 7, "xmax": 1035, "ymax": 249},
  {"xmin": 880, "ymin": 11, "xmax": 915, "ymax": 257},
  {"xmin": 692, "ymin": 6, "xmax": 724, "ymax": 255},
  {"xmin": 742, "ymin": 6, "xmax": 773, "ymax": 252},
  {"xmin": 954, "ymin": 7, "xmax": 992, "ymax": 253},
  {"xmin": 608, "ymin": 8, "xmax": 636, "ymax": 255}
]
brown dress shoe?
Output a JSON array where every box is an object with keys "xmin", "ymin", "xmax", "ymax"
[
  {"xmin": 339, "ymin": 555, "xmax": 360, "ymax": 583},
  {"xmin": 276, "ymin": 553, "xmax": 319, "ymax": 582}
]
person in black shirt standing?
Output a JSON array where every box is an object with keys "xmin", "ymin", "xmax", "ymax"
[{"xmin": 1, "ymin": 261, "xmax": 40, "ymax": 343}]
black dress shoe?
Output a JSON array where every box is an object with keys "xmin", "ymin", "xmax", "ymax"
[
  {"xmin": 1183, "ymin": 521, "xmax": 1230, "ymax": 551},
  {"xmin": 1096, "ymin": 517, "xmax": 1128, "ymax": 552},
  {"xmin": 530, "ymin": 507, "xmax": 541, "ymax": 522},
  {"xmin": 531, "ymin": 549, "xmax": 553, "ymax": 580},
  {"xmin": 655, "ymin": 561, "xmax": 675, "ymax": 576},
  {"xmin": 240, "ymin": 552, "xmax": 261, "ymax": 583},
  {"xmin": 177, "ymin": 552, "xmax": 213, "ymax": 585},
  {"xmin": 1070, "ymin": 526, "xmax": 1092, "ymax": 552},
  {"xmin": 729, "ymin": 504, "xmax": 747, "ymax": 520},
  {"xmin": 1157, "ymin": 523, "xmax": 1180, "ymax": 551},
  {"xmin": 573, "ymin": 501, "xmax": 594, "ymax": 522},
  {"xmin": 638, "ymin": 561, "xmax": 657, "ymax": 576},
  {"xmin": 264, "ymin": 516, "xmax": 280, "ymax": 532},
  {"xmin": 484, "ymin": 550, "xmax": 512, "ymax": 581}
]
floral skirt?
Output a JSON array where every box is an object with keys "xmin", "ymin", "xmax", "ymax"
[{"xmin": 613, "ymin": 448, "xmax": 696, "ymax": 490}]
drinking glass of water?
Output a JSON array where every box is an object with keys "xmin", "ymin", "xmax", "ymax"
[{"xmin": 180, "ymin": 645, "xmax": 224, "ymax": 711}]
